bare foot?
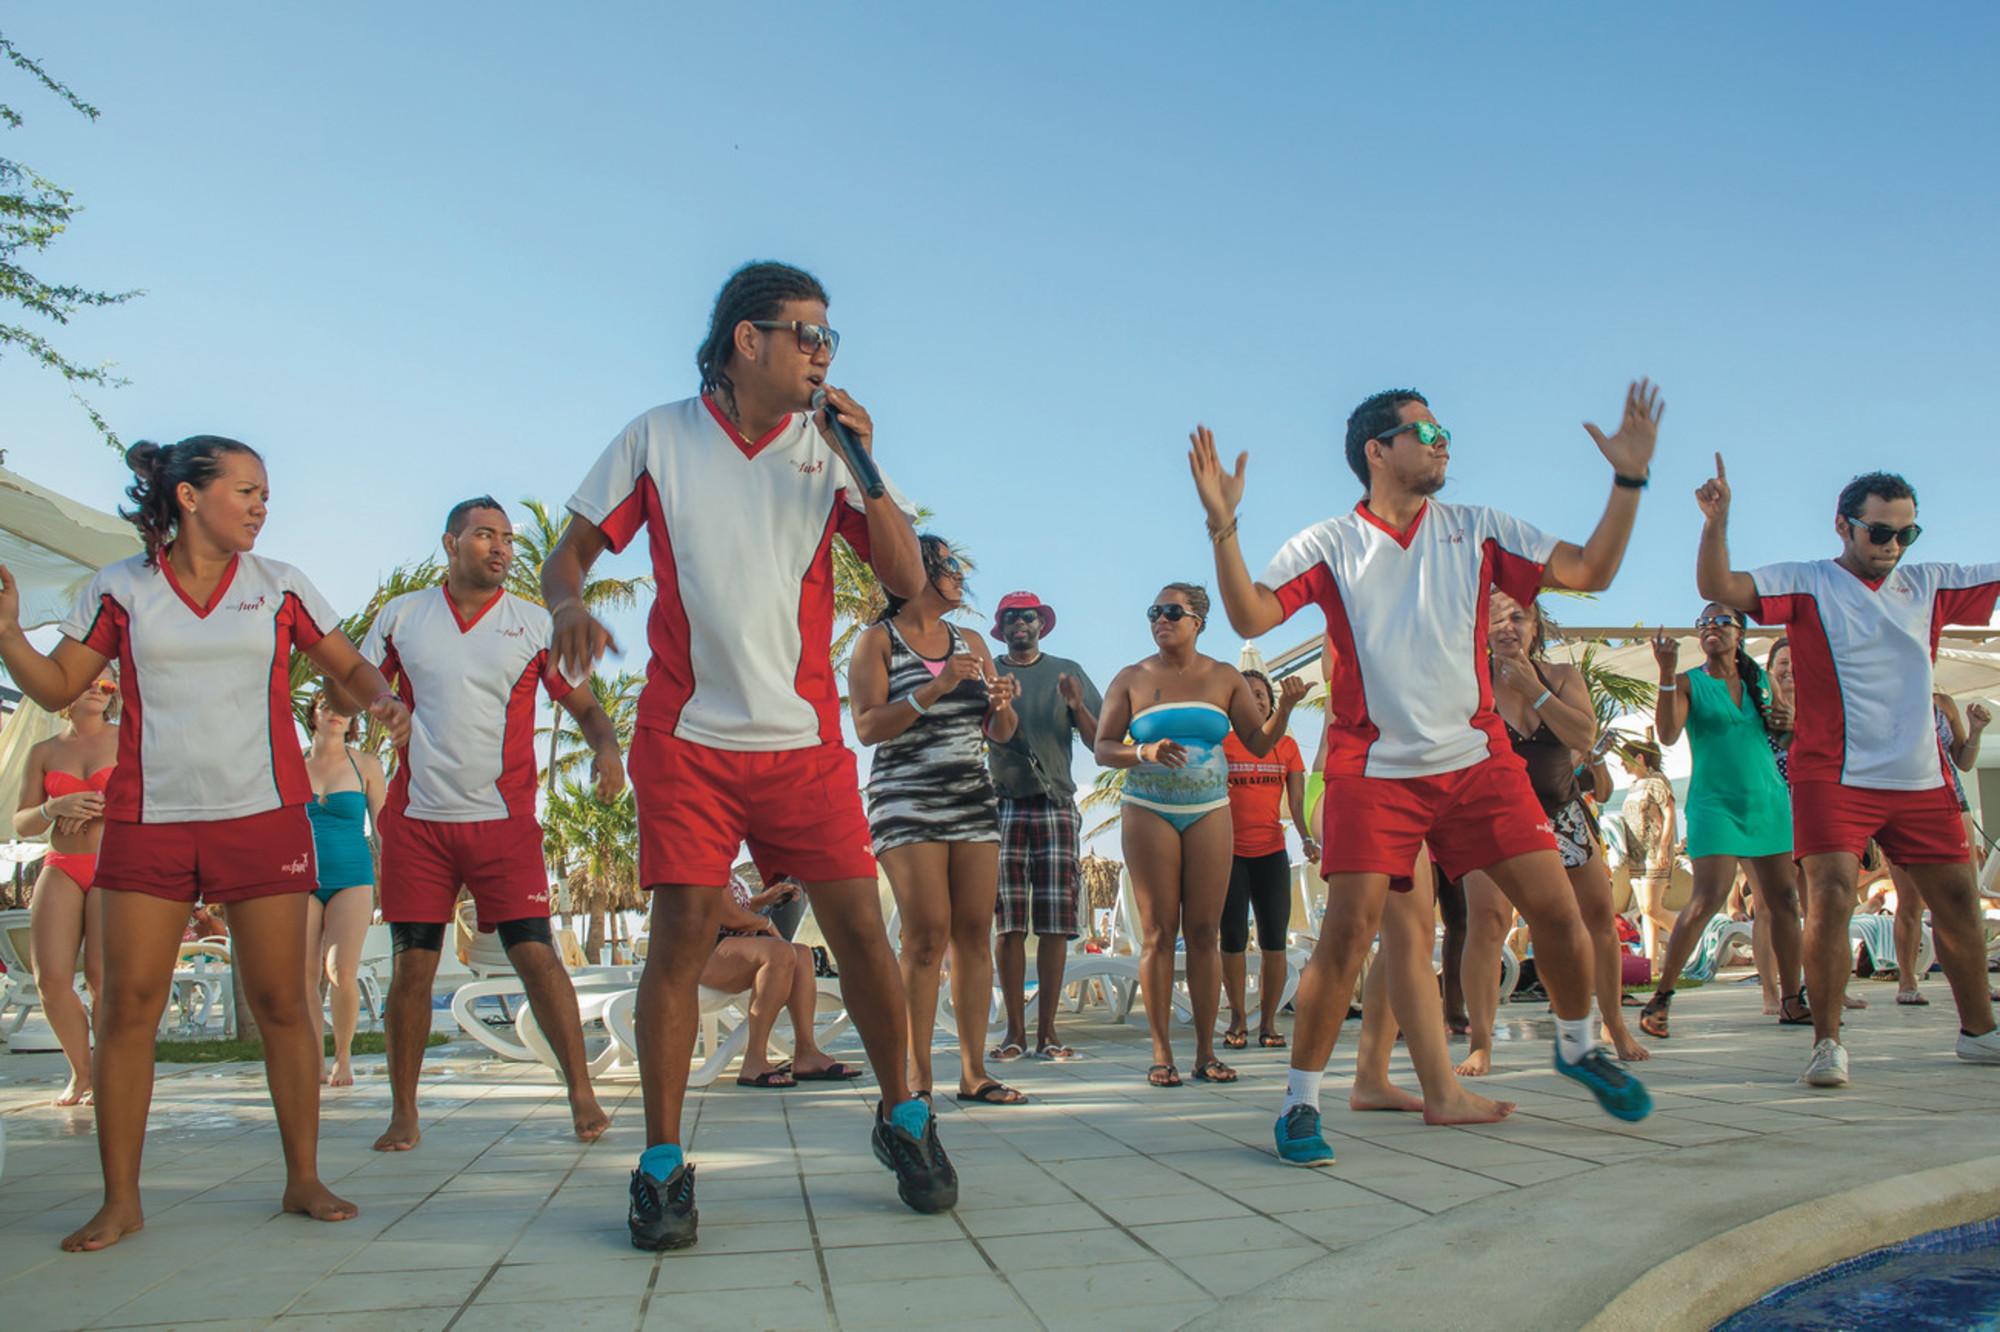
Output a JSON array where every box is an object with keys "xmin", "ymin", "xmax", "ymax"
[
  {"xmin": 327, "ymin": 1063, "xmax": 354, "ymax": 1089},
  {"xmin": 1349, "ymin": 1081, "xmax": 1426, "ymax": 1113},
  {"xmin": 1423, "ymin": 1087, "xmax": 1516, "ymax": 1125},
  {"xmin": 1762, "ymin": 996, "xmax": 1783, "ymax": 1016},
  {"xmin": 54, "ymin": 1072, "xmax": 92, "ymax": 1107},
  {"xmin": 1843, "ymin": 993, "xmax": 1869, "ymax": 1010},
  {"xmin": 372, "ymin": 1112, "xmax": 421, "ymax": 1152},
  {"xmin": 1454, "ymin": 1048, "xmax": 1492, "ymax": 1077},
  {"xmin": 1607, "ymin": 1028, "xmax": 1652, "ymax": 1063},
  {"xmin": 572, "ymin": 1098, "xmax": 610, "ymax": 1143},
  {"xmin": 60, "ymin": 1200, "xmax": 144, "ymax": 1252},
  {"xmin": 282, "ymin": 1180, "xmax": 359, "ymax": 1223}
]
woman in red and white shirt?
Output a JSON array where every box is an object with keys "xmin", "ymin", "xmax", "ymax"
[
  {"xmin": 0, "ymin": 436, "xmax": 410, "ymax": 1254},
  {"xmin": 1219, "ymin": 669, "xmax": 1314, "ymax": 1049}
]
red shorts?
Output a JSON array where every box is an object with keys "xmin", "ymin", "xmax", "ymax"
[
  {"xmin": 1322, "ymin": 753, "xmax": 1557, "ymax": 885},
  {"xmin": 1791, "ymin": 780, "xmax": 1969, "ymax": 865},
  {"xmin": 630, "ymin": 728, "xmax": 876, "ymax": 888},
  {"xmin": 96, "ymin": 806, "xmax": 318, "ymax": 904},
  {"xmin": 379, "ymin": 808, "xmax": 550, "ymax": 926}
]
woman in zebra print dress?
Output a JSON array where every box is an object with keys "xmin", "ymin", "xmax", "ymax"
[{"xmin": 850, "ymin": 536, "xmax": 1026, "ymax": 1105}]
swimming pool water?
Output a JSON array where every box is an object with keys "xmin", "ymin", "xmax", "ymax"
[{"xmin": 1716, "ymin": 1215, "xmax": 2000, "ymax": 1330}]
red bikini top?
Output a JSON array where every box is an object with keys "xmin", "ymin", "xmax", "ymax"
[{"xmin": 45, "ymin": 766, "xmax": 114, "ymax": 798}]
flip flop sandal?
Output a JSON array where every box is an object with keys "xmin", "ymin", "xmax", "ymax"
[
  {"xmin": 1034, "ymin": 1044, "xmax": 1076, "ymax": 1061},
  {"xmin": 1222, "ymin": 1030, "xmax": 1249, "ymax": 1050},
  {"xmin": 1258, "ymin": 1031, "xmax": 1288, "ymax": 1049},
  {"xmin": 1147, "ymin": 1063, "xmax": 1182, "ymax": 1088},
  {"xmin": 1638, "ymin": 992, "xmax": 1673, "ymax": 1040},
  {"xmin": 989, "ymin": 1043, "xmax": 1027, "ymax": 1062},
  {"xmin": 1192, "ymin": 1059, "xmax": 1238, "ymax": 1083},
  {"xmin": 790, "ymin": 1061, "xmax": 866, "ymax": 1081},
  {"xmin": 735, "ymin": 1069, "xmax": 796, "ymax": 1088},
  {"xmin": 1896, "ymin": 991, "xmax": 1931, "ymax": 1006},
  {"xmin": 1447, "ymin": 1016, "xmax": 1472, "ymax": 1036},
  {"xmin": 955, "ymin": 1081, "xmax": 1027, "ymax": 1105},
  {"xmin": 1778, "ymin": 993, "xmax": 1815, "ymax": 1026}
]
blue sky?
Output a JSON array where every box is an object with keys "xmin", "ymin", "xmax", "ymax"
[{"xmin": 5, "ymin": 4, "xmax": 1997, "ymax": 835}]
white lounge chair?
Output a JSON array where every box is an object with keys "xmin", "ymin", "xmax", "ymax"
[{"xmin": 0, "ymin": 909, "xmax": 47, "ymax": 1040}]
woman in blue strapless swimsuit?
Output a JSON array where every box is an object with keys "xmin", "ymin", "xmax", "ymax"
[
  {"xmin": 304, "ymin": 691, "xmax": 386, "ymax": 1087},
  {"xmin": 1096, "ymin": 583, "xmax": 1300, "ymax": 1088}
]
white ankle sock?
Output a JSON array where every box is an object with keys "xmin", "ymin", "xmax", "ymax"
[
  {"xmin": 1555, "ymin": 1015, "xmax": 1596, "ymax": 1065},
  {"xmin": 1282, "ymin": 1067, "xmax": 1324, "ymax": 1114}
]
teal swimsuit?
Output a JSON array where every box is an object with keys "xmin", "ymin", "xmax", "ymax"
[
  {"xmin": 1124, "ymin": 702, "xmax": 1231, "ymax": 833},
  {"xmin": 306, "ymin": 750, "xmax": 374, "ymax": 904}
]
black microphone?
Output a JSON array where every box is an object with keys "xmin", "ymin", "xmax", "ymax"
[{"xmin": 812, "ymin": 389, "xmax": 886, "ymax": 500}]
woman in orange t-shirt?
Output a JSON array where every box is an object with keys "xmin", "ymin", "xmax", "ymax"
[{"xmin": 1220, "ymin": 670, "xmax": 1315, "ymax": 1048}]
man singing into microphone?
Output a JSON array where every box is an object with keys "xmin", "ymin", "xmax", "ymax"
[{"xmin": 543, "ymin": 262, "xmax": 950, "ymax": 1251}]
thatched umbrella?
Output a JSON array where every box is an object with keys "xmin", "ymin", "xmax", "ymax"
[{"xmin": 1080, "ymin": 853, "xmax": 1123, "ymax": 913}]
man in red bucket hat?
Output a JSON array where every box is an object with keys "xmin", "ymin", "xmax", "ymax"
[{"xmin": 986, "ymin": 590, "xmax": 1102, "ymax": 1061}]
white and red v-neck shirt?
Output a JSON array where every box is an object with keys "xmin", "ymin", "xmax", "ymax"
[
  {"xmin": 62, "ymin": 551, "xmax": 337, "ymax": 823},
  {"xmin": 362, "ymin": 588, "xmax": 574, "ymax": 823},
  {"xmin": 1750, "ymin": 559, "xmax": 2000, "ymax": 791},
  {"xmin": 1258, "ymin": 499, "xmax": 1558, "ymax": 780},
  {"xmin": 566, "ymin": 394, "xmax": 915, "ymax": 752}
]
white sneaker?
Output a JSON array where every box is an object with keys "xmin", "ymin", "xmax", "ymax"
[
  {"xmin": 1956, "ymin": 1029, "xmax": 2000, "ymax": 1065},
  {"xmin": 1801, "ymin": 1038, "xmax": 1850, "ymax": 1087}
]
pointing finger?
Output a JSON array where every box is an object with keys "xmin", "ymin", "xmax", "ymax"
[{"xmin": 1714, "ymin": 452, "xmax": 1726, "ymax": 481}]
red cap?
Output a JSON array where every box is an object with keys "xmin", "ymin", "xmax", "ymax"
[{"xmin": 990, "ymin": 590, "xmax": 1056, "ymax": 642}]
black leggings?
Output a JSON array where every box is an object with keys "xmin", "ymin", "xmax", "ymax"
[{"xmin": 1222, "ymin": 851, "xmax": 1292, "ymax": 954}]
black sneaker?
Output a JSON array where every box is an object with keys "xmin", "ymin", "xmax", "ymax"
[
  {"xmin": 870, "ymin": 1103, "xmax": 958, "ymax": 1214},
  {"xmin": 628, "ymin": 1163, "xmax": 698, "ymax": 1251}
]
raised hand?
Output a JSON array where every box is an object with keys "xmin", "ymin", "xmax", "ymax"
[
  {"xmin": 1187, "ymin": 425, "xmax": 1247, "ymax": 526},
  {"xmin": 1057, "ymin": 672, "xmax": 1083, "ymax": 709},
  {"xmin": 1582, "ymin": 379, "xmax": 1665, "ymax": 479},
  {"xmin": 1969, "ymin": 702, "xmax": 1992, "ymax": 733},
  {"xmin": 934, "ymin": 652, "xmax": 985, "ymax": 691},
  {"xmin": 1278, "ymin": 675, "xmax": 1310, "ymax": 710},
  {"xmin": 553, "ymin": 603, "xmax": 619, "ymax": 684},
  {"xmin": 1766, "ymin": 693, "xmax": 1794, "ymax": 733},
  {"xmin": 1651, "ymin": 629, "xmax": 1680, "ymax": 678},
  {"xmin": 816, "ymin": 385, "xmax": 874, "ymax": 455},
  {"xmin": 369, "ymin": 694, "xmax": 413, "ymax": 748},
  {"xmin": 1694, "ymin": 452, "xmax": 1731, "ymax": 522},
  {"xmin": 0, "ymin": 564, "xmax": 19, "ymax": 637},
  {"xmin": 987, "ymin": 672, "xmax": 1020, "ymax": 716}
]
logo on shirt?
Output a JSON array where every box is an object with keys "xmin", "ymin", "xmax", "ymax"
[
  {"xmin": 234, "ymin": 595, "xmax": 268, "ymax": 612},
  {"xmin": 1441, "ymin": 529, "xmax": 1467, "ymax": 544},
  {"xmin": 281, "ymin": 853, "xmax": 312, "ymax": 876},
  {"xmin": 499, "ymin": 625, "xmax": 528, "ymax": 638},
  {"xmin": 797, "ymin": 460, "xmax": 825, "ymax": 475},
  {"xmin": 527, "ymin": 889, "xmax": 549, "ymax": 905}
]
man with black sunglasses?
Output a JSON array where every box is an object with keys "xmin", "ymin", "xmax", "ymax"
[
  {"xmin": 1190, "ymin": 382, "xmax": 1663, "ymax": 1167},
  {"xmin": 1695, "ymin": 461, "xmax": 2000, "ymax": 1087},
  {"xmin": 986, "ymin": 591, "xmax": 1101, "ymax": 1061}
]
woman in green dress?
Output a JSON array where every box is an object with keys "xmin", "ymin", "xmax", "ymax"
[{"xmin": 1638, "ymin": 604, "xmax": 1808, "ymax": 1037}]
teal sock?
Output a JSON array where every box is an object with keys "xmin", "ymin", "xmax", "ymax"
[
  {"xmin": 639, "ymin": 1143, "xmax": 684, "ymax": 1182},
  {"xmin": 888, "ymin": 1097, "xmax": 930, "ymax": 1138}
]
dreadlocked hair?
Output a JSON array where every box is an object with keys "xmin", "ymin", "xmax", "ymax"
[
  {"xmin": 695, "ymin": 261, "xmax": 830, "ymax": 401},
  {"xmin": 1160, "ymin": 582, "xmax": 1211, "ymax": 631},
  {"xmin": 1735, "ymin": 642, "xmax": 1773, "ymax": 732},
  {"xmin": 120, "ymin": 436, "xmax": 263, "ymax": 568}
]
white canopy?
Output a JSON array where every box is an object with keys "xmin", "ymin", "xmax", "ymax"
[{"xmin": 0, "ymin": 464, "xmax": 142, "ymax": 630}]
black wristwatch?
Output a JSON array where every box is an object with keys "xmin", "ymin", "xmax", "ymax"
[{"xmin": 1614, "ymin": 472, "xmax": 1649, "ymax": 489}]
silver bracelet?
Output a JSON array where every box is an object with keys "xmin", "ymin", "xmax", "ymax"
[
  {"xmin": 1657, "ymin": 682, "xmax": 1678, "ymax": 692},
  {"xmin": 1133, "ymin": 743, "xmax": 1150, "ymax": 766},
  {"xmin": 1531, "ymin": 688, "xmax": 1553, "ymax": 710},
  {"xmin": 907, "ymin": 695, "xmax": 930, "ymax": 717}
]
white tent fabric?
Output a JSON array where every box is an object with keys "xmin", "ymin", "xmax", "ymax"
[
  {"xmin": 0, "ymin": 466, "xmax": 141, "ymax": 837},
  {"xmin": 0, "ymin": 465, "xmax": 143, "ymax": 631}
]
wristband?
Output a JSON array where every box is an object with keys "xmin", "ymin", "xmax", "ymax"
[
  {"xmin": 1657, "ymin": 682, "xmax": 1678, "ymax": 692},
  {"xmin": 1208, "ymin": 515, "xmax": 1238, "ymax": 545},
  {"xmin": 908, "ymin": 695, "xmax": 930, "ymax": 717},
  {"xmin": 1530, "ymin": 688, "xmax": 1553, "ymax": 711},
  {"xmin": 549, "ymin": 598, "xmax": 583, "ymax": 618},
  {"xmin": 1134, "ymin": 742, "xmax": 1151, "ymax": 765},
  {"xmin": 1614, "ymin": 473, "xmax": 1649, "ymax": 489}
]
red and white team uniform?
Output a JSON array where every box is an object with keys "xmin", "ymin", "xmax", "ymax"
[
  {"xmin": 1257, "ymin": 499, "xmax": 1561, "ymax": 881},
  {"xmin": 61, "ymin": 551, "xmax": 332, "ymax": 902},
  {"xmin": 362, "ymin": 587, "xmax": 573, "ymax": 924},
  {"xmin": 1750, "ymin": 558, "xmax": 2000, "ymax": 863},
  {"xmin": 566, "ymin": 394, "xmax": 915, "ymax": 886}
]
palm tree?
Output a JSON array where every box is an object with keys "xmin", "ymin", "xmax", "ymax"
[
  {"xmin": 288, "ymin": 557, "xmax": 445, "ymax": 747},
  {"xmin": 542, "ymin": 778, "xmax": 641, "ymax": 962},
  {"xmin": 538, "ymin": 668, "xmax": 643, "ymax": 789}
]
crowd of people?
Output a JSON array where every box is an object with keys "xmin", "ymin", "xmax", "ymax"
[{"xmin": 1, "ymin": 258, "xmax": 1994, "ymax": 1257}]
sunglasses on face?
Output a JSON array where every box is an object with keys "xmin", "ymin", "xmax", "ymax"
[
  {"xmin": 999, "ymin": 609, "xmax": 1040, "ymax": 625},
  {"xmin": 1693, "ymin": 614, "xmax": 1739, "ymax": 630},
  {"xmin": 91, "ymin": 678, "xmax": 115, "ymax": 694},
  {"xmin": 1147, "ymin": 604, "xmax": 1199, "ymax": 624},
  {"xmin": 750, "ymin": 320, "xmax": 840, "ymax": 358},
  {"xmin": 1376, "ymin": 421, "xmax": 1452, "ymax": 448},
  {"xmin": 1850, "ymin": 519, "xmax": 1922, "ymax": 549}
]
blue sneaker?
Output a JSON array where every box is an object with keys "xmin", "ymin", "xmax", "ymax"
[
  {"xmin": 1273, "ymin": 1104, "xmax": 1336, "ymax": 1167},
  {"xmin": 1555, "ymin": 1047, "xmax": 1652, "ymax": 1122}
]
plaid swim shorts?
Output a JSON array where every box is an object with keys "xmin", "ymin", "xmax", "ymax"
[{"xmin": 997, "ymin": 796, "xmax": 1081, "ymax": 938}]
